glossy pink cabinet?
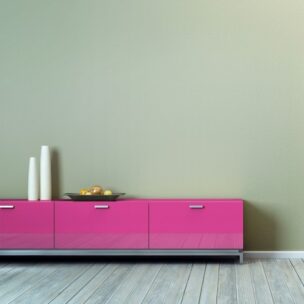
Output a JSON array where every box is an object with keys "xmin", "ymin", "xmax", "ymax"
[
  {"xmin": 0, "ymin": 199, "xmax": 243, "ymax": 252},
  {"xmin": 149, "ymin": 200, "xmax": 243, "ymax": 249},
  {"xmin": 55, "ymin": 201, "xmax": 148, "ymax": 249},
  {"xmin": 0, "ymin": 200, "xmax": 54, "ymax": 249}
]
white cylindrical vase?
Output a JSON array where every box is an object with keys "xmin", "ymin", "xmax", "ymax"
[
  {"xmin": 28, "ymin": 157, "xmax": 39, "ymax": 201},
  {"xmin": 40, "ymin": 145, "xmax": 52, "ymax": 200}
]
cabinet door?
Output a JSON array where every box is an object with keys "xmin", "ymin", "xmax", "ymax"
[
  {"xmin": 0, "ymin": 201, "xmax": 54, "ymax": 249},
  {"xmin": 149, "ymin": 200, "xmax": 243, "ymax": 249},
  {"xmin": 55, "ymin": 201, "xmax": 148, "ymax": 249}
]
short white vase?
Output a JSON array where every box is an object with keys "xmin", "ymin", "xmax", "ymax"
[
  {"xmin": 28, "ymin": 157, "xmax": 39, "ymax": 201},
  {"xmin": 40, "ymin": 145, "xmax": 52, "ymax": 200}
]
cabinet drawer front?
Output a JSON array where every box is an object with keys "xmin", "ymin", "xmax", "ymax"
[
  {"xmin": 55, "ymin": 201, "xmax": 148, "ymax": 249},
  {"xmin": 149, "ymin": 200, "xmax": 243, "ymax": 249},
  {"xmin": 0, "ymin": 201, "xmax": 54, "ymax": 249}
]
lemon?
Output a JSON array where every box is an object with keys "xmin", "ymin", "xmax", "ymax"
[
  {"xmin": 80, "ymin": 189, "xmax": 88, "ymax": 195},
  {"xmin": 104, "ymin": 190, "xmax": 112, "ymax": 195},
  {"xmin": 90, "ymin": 185, "xmax": 103, "ymax": 195}
]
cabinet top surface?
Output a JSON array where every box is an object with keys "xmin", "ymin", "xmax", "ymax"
[{"xmin": 0, "ymin": 198, "xmax": 243, "ymax": 203}]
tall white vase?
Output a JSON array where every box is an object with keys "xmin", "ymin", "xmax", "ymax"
[
  {"xmin": 40, "ymin": 145, "xmax": 52, "ymax": 200},
  {"xmin": 28, "ymin": 157, "xmax": 39, "ymax": 201}
]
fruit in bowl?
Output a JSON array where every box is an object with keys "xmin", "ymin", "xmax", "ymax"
[
  {"xmin": 79, "ymin": 185, "xmax": 113, "ymax": 196},
  {"xmin": 79, "ymin": 189, "xmax": 87, "ymax": 195},
  {"xmin": 65, "ymin": 189, "xmax": 124, "ymax": 201},
  {"xmin": 79, "ymin": 188, "xmax": 92, "ymax": 195},
  {"xmin": 89, "ymin": 185, "xmax": 104, "ymax": 195}
]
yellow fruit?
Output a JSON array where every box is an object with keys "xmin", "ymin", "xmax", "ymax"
[
  {"xmin": 104, "ymin": 190, "xmax": 112, "ymax": 195},
  {"xmin": 90, "ymin": 185, "xmax": 103, "ymax": 195},
  {"xmin": 85, "ymin": 191, "xmax": 92, "ymax": 195},
  {"xmin": 80, "ymin": 189, "xmax": 88, "ymax": 195}
]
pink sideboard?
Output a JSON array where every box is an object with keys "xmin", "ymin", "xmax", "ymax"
[
  {"xmin": 55, "ymin": 201, "xmax": 148, "ymax": 249},
  {"xmin": 150, "ymin": 200, "xmax": 243, "ymax": 249},
  {"xmin": 0, "ymin": 199, "xmax": 243, "ymax": 260},
  {"xmin": 0, "ymin": 200, "xmax": 53, "ymax": 249}
]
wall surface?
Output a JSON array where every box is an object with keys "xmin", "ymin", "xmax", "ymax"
[{"xmin": 1, "ymin": 0, "xmax": 304, "ymax": 250}]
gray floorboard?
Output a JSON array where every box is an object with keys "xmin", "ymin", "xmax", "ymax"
[
  {"xmin": 249, "ymin": 259, "xmax": 274, "ymax": 304},
  {"xmin": 84, "ymin": 264, "xmax": 133, "ymax": 304},
  {"xmin": 200, "ymin": 263, "xmax": 219, "ymax": 304},
  {"xmin": 278, "ymin": 259, "xmax": 304, "ymax": 304},
  {"xmin": 49, "ymin": 263, "xmax": 105, "ymax": 304},
  {"xmin": 141, "ymin": 263, "xmax": 191, "ymax": 304},
  {"xmin": 262, "ymin": 259, "xmax": 294, "ymax": 304},
  {"xmin": 67, "ymin": 263, "xmax": 118, "ymax": 304},
  {"xmin": 105, "ymin": 263, "xmax": 161, "ymax": 304},
  {"xmin": 236, "ymin": 261, "xmax": 255, "ymax": 304},
  {"xmin": 0, "ymin": 259, "xmax": 303, "ymax": 304},
  {"xmin": 1, "ymin": 264, "xmax": 57, "ymax": 304},
  {"xmin": 217, "ymin": 262, "xmax": 237, "ymax": 304},
  {"xmin": 9, "ymin": 263, "xmax": 90, "ymax": 304},
  {"xmin": 181, "ymin": 263, "xmax": 206, "ymax": 304},
  {"xmin": 291, "ymin": 259, "xmax": 304, "ymax": 286}
]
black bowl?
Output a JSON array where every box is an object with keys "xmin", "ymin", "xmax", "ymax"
[{"xmin": 63, "ymin": 193, "xmax": 125, "ymax": 201}]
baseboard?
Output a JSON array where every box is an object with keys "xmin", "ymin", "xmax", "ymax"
[{"xmin": 244, "ymin": 251, "xmax": 304, "ymax": 259}]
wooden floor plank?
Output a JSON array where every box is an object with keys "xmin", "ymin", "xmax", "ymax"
[
  {"xmin": 199, "ymin": 263, "xmax": 219, "ymax": 304},
  {"xmin": 49, "ymin": 264, "xmax": 105, "ymax": 304},
  {"xmin": 236, "ymin": 261, "xmax": 255, "ymax": 304},
  {"xmin": 105, "ymin": 263, "xmax": 162, "ymax": 304},
  {"xmin": 0, "ymin": 263, "xmax": 8, "ymax": 269},
  {"xmin": 277, "ymin": 259, "xmax": 304, "ymax": 304},
  {"xmin": 0, "ymin": 264, "xmax": 57, "ymax": 304},
  {"xmin": 0, "ymin": 259, "xmax": 303, "ymax": 304},
  {"xmin": 249, "ymin": 259, "xmax": 274, "ymax": 304},
  {"xmin": 291, "ymin": 259, "xmax": 304, "ymax": 286},
  {"xmin": 0, "ymin": 264, "xmax": 36, "ymax": 289},
  {"xmin": 262, "ymin": 259, "xmax": 294, "ymax": 304},
  {"xmin": 141, "ymin": 263, "xmax": 192, "ymax": 304},
  {"xmin": 9, "ymin": 263, "xmax": 91, "ymax": 304},
  {"xmin": 84, "ymin": 264, "xmax": 133, "ymax": 304},
  {"xmin": 181, "ymin": 263, "xmax": 206, "ymax": 304},
  {"xmin": 67, "ymin": 264, "xmax": 118, "ymax": 304},
  {"xmin": 217, "ymin": 263, "xmax": 237, "ymax": 304}
]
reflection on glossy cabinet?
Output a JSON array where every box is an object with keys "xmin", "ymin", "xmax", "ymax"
[
  {"xmin": 149, "ymin": 200, "xmax": 243, "ymax": 249},
  {"xmin": 0, "ymin": 200, "xmax": 54, "ymax": 249},
  {"xmin": 55, "ymin": 201, "xmax": 149, "ymax": 249},
  {"xmin": 0, "ymin": 198, "xmax": 243, "ymax": 254}
]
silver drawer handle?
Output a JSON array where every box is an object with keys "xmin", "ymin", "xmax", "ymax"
[
  {"xmin": 189, "ymin": 205, "xmax": 204, "ymax": 209},
  {"xmin": 94, "ymin": 205, "xmax": 109, "ymax": 209},
  {"xmin": 0, "ymin": 205, "xmax": 15, "ymax": 209}
]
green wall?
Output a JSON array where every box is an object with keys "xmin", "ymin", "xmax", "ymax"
[{"xmin": 1, "ymin": 0, "xmax": 304, "ymax": 250}]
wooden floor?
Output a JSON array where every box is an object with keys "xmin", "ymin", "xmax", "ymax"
[{"xmin": 0, "ymin": 258, "xmax": 303, "ymax": 303}]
